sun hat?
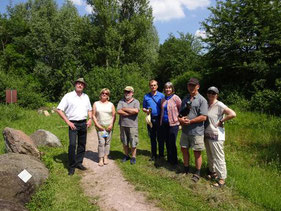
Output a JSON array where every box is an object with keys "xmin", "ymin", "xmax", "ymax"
[
  {"xmin": 124, "ymin": 86, "xmax": 134, "ymax": 92},
  {"xmin": 75, "ymin": 78, "xmax": 86, "ymax": 87},
  {"xmin": 207, "ymin": 86, "xmax": 219, "ymax": 94}
]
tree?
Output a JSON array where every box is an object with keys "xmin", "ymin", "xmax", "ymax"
[
  {"xmin": 156, "ymin": 33, "xmax": 203, "ymax": 87},
  {"xmin": 202, "ymin": 0, "xmax": 281, "ymax": 97}
]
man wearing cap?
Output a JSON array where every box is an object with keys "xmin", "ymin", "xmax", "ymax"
[
  {"xmin": 57, "ymin": 78, "xmax": 92, "ymax": 175},
  {"xmin": 142, "ymin": 80, "xmax": 165, "ymax": 161},
  {"xmin": 178, "ymin": 78, "xmax": 208, "ymax": 183},
  {"xmin": 117, "ymin": 86, "xmax": 140, "ymax": 164}
]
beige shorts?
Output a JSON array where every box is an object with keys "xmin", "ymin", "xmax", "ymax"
[
  {"xmin": 180, "ymin": 133, "xmax": 205, "ymax": 151},
  {"xmin": 120, "ymin": 126, "xmax": 138, "ymax": 148}
]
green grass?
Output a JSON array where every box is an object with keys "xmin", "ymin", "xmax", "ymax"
[
  {"xmin": 110, "ymin": 107, "xmax": 281, "ymax": 211},
  {"xmin": 0, "ymin": 104, "xmax": 98, "ymax": 211},
  {"xmin": 1, "ymin": 104, "xmax": 280, "ymax": 210}
]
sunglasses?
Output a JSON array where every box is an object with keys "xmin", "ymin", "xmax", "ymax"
[
  {"xmin": 101, "ymin": 92, "xmax": 109, "ymax": 96},
  {"xmin": 207, "ymin": 91, "xmax": 217, "ymax": 95}
]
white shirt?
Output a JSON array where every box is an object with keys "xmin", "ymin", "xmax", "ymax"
[
  {"xmin": 94, "ymin": 101, "xmax": 114, "ymax": 126},
  {"xmin": 205, "ymin": 101, "xmax": 227, "ymax": 136},
  {"xmin": 57, "ymin": 91, "xmax": 92, "ymax": 121}
]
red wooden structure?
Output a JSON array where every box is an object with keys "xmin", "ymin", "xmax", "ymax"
[{"xmin": 6, "ymin": 89, "xmax": 17, "ymax": 103}]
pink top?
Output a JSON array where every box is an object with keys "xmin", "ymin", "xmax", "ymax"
[{"xmin": 160, "ymin": 94, "xmax": 182, "ymax": 126}]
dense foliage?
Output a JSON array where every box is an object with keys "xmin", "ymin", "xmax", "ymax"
[
  {"xmin": 202, "ymin": 0, "xmax": 281, "ymax": 114},
  {"xmin": 0, "ymin": 0, "xmax": 280, "ymax": 115},
  {"xmin": 0, "ymin": 0, "xmax": 157, "ymax": 107}
]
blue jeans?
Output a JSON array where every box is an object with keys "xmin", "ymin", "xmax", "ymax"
[
  {"xmin": 161, "ymin": 122, "xmax": 179, "ymax": 164},
  {"xmin": 68, "ymin": 120, "xmax": 87, "ymax": 169},
  {"xmin": 147, "ymin": 116, "xmax": 164, "ymax": 157}
]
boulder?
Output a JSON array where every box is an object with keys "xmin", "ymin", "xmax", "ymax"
[
  {"xmin": 0, "ymin": 199, "xmax": 27, "ymax": 211},
  {"xmin": 43, "ymin": 110, "xmax": 50, "ymax": 116},
  {"xmin": 30, "ymin": 129, "xmax": 62, "ymax": 147},
  {"xmin": 0, "ymin": 153, "xmax": 48, "ymax": 206},
  {"xmin": 3, "ymin": 127, "xmax": 40, "ymax": 159}
]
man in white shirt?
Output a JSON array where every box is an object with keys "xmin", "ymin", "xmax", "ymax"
[{"xmin": 57, "ymin": 78, "xmax": 92, "ymax": 175}]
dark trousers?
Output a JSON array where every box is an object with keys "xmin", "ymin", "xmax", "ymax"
[
  {"xmin": 68, "ymin": 120, "xmax": 87, "ymax": 169},
  {"xmin": 147, "ymin": 116, "xmax": 164, "ymax": 158},
  {"xmin": 161, "ymin": 122, "xmax": 179, "ymax": 164}
]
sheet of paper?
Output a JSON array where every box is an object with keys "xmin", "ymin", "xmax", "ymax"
[
  {"xmin": 218, "ymin": 127, "xmax": 225, "ymax": 141},
  {"xmin": 18, "ymin": 169, "xmax": 32, "ymax": 183}
]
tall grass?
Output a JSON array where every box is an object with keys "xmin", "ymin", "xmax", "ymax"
[
  {"xmin": 110, "ymin": 107, "xmax": 280, "ymax": 210},
  {"xmin": 0, "ymin": 104, "xmax": 98, "ymax": 211}
]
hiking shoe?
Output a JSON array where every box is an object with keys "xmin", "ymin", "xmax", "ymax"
[
  {"xmin": 68, "ymin": 168, "xmax": 75, "ymax": 176},
  {"xmin": 76, "ymin": 164, "xmax": 87, "ymax": 170},
  {"xmin": 121, "ymin": 155, "xmax": 130, "ymax": 162},
  {"xmin": 130, "ymin": 157, "xmax": 136, "ymax": 165}
]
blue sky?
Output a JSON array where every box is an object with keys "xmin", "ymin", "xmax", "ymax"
[{"xmin": 0, "ymin": 0, "xmax": 216, "ymax": 43}]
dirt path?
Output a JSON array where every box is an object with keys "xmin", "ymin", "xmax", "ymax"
[{"xmin": 80, "ymin": 129, "xmax": 161, "ymax": 211}]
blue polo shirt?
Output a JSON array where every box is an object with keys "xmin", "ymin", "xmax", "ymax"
[{"xmin": 143, "ymin": 91, "xmax": 165, "ymax": 117}]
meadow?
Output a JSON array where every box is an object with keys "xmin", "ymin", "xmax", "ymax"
[{"xmin": 0, "ymin": 104, "xmax": 280, "ymax": 210}]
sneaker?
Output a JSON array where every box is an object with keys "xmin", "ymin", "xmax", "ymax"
[
  {"xmin": 130, "ymin": 157, "xmax": 136, "ymax": 165},
  {"xmin": 121, "ymin": 155, "xmax": 130, "ymax": 162}
]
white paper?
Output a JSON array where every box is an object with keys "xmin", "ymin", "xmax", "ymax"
[
  {"xmin": 18, "ymin": 169, "xmax": 32, "ymax": 183},
  {"xmin": 217, "ymin": 127, "xmax": 225, "ymax": 141}
]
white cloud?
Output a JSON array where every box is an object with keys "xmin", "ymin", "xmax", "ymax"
[
  {"xmin": 85, "ymin": 4, "xmax": 93, "ymax": 14},
  {"xmin": 70, "ymin": 0, "xmax": 83, "ymax": 6},
  {"xmin": 195, "ymin": 29, "xmax": 207, "ymax": 39},
  {"xmin": 150, "ymin": 0, "xmax": 211, "ymax": 22}
]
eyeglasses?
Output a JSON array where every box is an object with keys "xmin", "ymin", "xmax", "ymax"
[
  {"xmin": 124, "ymin": 90, "xmax": 131, "ymax": 93},
  {"xmin": 101, "ymin": 92, "xmax": 109, "ymax": 96},
  {"xmin": 207, "ymin": 91, "xmax": 217, "ymax": 95}
]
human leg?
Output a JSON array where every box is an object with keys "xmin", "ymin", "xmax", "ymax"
[
  {"xmin": 204, "ymin": 138, "xmax": 215, "ymax": 174},
  {"xmin": 76, "ymin": 122, "xmax": 87, "ymax": 167},
  {"xmin": 211, "ymin": 141, "xmax": 227, "ymax": 180},
  {"xmin": 147, "ymin": 121, "xmax": 157, "ymax": 158},
  {"xmin": 68, "ymin": 126, "xmax": 77, "ymax": 170},
  {"xmin": 168, "ymin": 125, "xmax": 179, "ymax": 164}
]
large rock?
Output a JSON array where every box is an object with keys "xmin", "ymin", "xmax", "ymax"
[
  {"xmin": 0, "ymin": 153, "xmax": 49, "ymax": 206},
  {"xmin": 3, "ymin": 127, "xmax": 40, "ymax": 159},
  {"xmin": 30, "ymin": 129, "xmax": 62, "ymax": 147},
  {"xmin": 0, "ymin": 199, "xmax": 27, "ymax": 211}
]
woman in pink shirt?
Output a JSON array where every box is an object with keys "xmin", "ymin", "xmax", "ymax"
[{"xmin": 160, "ymin": 82, "xmax": 182, "ymax": 165}]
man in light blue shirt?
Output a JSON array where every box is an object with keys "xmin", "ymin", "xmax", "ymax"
[{"xmin": 142, "ymin": 80, "xmax": 165, "ymax": 161}]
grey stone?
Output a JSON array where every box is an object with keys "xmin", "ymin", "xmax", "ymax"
[
  {"xmin": 0, "ymin": 153, "xmax": 49, "ymax": 206},
  {"xmin": 43, "ymin": 110, "xmax": 50, "ymax": 116},
  {"xmin": 0, "ymin": 199, "xmax": 27, "ymax": 211},
  {"xmin": 3, "ymin": 127, "xmax": 41, "ymax": 159},
  {"xmin": 30, "ymin": 129, "xmax": 62, "ymax": 147}
]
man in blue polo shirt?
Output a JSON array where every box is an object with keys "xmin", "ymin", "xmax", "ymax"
[{"xmin": 143, "ymin": 80, "xmax": 165, "ymax": 161}]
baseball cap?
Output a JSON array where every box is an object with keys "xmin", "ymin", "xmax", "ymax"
[
  {"xmin": 124, "ymin": 86, "xmax": 134, "ymax": 92},
  {"xmin": 207, "ymin": 86, "xmax": 219, "ymax": 94},
  {"xmin": 188, "ymin": 78, "xmax": 199, "ymax": 85}
]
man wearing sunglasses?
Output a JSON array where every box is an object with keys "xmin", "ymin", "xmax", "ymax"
[
  {"xmin": 142, "ymin": 80, "xmax": 165, "ymax": 161},
  {"xmin": 117, "ymin": 86, "xmax": 140, "ymax": 164},
  {"xmin": 57, "ymin": 78, "xmax": 92, "ymax": 175},
  {"xmin": 178, "ymin": 78, "xmax": 208, "ymax": 183}
]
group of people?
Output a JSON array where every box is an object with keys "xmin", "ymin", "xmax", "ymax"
[{"xmin": 57, "ymin": 77, "xmax": 236, "ymax": 188}]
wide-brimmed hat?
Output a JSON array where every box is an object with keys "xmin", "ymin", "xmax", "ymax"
[
  {"xmin": 75, "ymin": 78, "xmax": 86, "ymax": 87},
  {"xmin": 188, "ymin": 78, "xmax": 199, "ymax": 85},
  {"xmin": 124, "ymin": 86, "xmax": 134, "ymax": 92},
  {"xmin": 207, "ymin": 86, "xmax": 219, "ymax": 94}
]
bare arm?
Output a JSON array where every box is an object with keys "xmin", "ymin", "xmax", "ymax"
[
  {"xmin": 92, "ymin": 104, "xmax": 104, "ymax": 131},
  {"xmin": 179, "ymin": 115, "xmax": 207, "ymax": 125},
  {"xmin": 56, "ymin": 109, "xmax": 76, "ymax": 130},
  {"xmin": 117, "ymin": 109, "xmax": 130, "ymax": 116},
  {"xmin": 217, "ymin": 107, "xmax": 236, "ymax": 127},
  {"xmin": 87, "ymin": 110, "xmax": 92, "ymax": 128},
  {"xmin": 107, "ymin": 105, "xmax": 116, "ymax": 131},
  {"xmin": 122, "ymin": 107, "xmax": 139, "ymax": 115}
]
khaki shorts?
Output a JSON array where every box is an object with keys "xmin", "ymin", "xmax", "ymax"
[
  {"xmin": 180, "ymin": 133, "xmax": 205, "ymax": 151},
  {"xmin": 120, "ymin": 126, "xmax": 138, "ymax": 148}
]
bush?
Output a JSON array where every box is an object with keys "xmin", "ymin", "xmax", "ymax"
[
  {"xmin": 85, "ymin": 64, "xmax": 148, "ymax": 105},
  {"xmin": 250, "ymin": 89, "xmax": 281, "ymax": 115},
  {"xmin": 172, "ymin": 71, "xmax": 202, "ymax": 98}
]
